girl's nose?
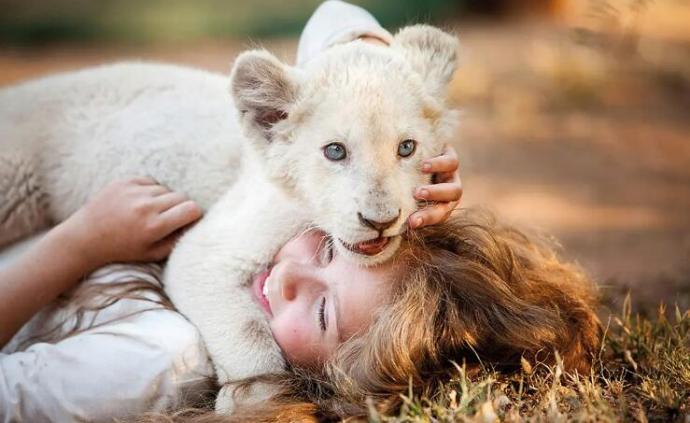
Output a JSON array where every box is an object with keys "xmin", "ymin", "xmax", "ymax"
[
  {"xmin": 281, "ymin": 277, "xmax": 297, "ymax": 301},
  {"xmin": 278, "ymin": 260, "xmax": 321, "ymax": 301}
]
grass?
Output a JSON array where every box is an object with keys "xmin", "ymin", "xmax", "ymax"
[{"xmin": 374, "ymin": 296, "xmax": 690, "ymax": 422}]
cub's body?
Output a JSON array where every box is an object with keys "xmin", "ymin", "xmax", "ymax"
[{"xmin": 0, "ymin": 63, "xmax": 241, "ymax": 241}]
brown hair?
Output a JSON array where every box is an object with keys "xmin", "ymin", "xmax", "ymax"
[{"xmin": 137, "ymin": 208, "xmax": 601, "ymax": 422}]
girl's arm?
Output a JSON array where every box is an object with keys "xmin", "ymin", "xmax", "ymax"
[{"xmin": 0, "ymin": 177, "xmax": 202, "ymax": 347}]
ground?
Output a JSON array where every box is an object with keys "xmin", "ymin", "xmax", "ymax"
[{"xmin": 380, "ymin": 299, "xmax": 690, "ymax": 422}]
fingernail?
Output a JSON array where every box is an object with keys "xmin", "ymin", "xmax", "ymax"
[
  {"xmin": 414, "ymin": 216, "xmax": 423, "ymax": 228},
  {"xmin": 422, "ymin": 162, "xmax": 432, "ymax": 171},
  {"xmin": 417, "ymin": 188, "xmax": 429, "ymax": 199}
]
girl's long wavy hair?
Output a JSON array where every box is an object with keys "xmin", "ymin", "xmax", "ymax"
[{"xmin": 137, "ymin": 208, "xmax": 601, "ymax": 422}]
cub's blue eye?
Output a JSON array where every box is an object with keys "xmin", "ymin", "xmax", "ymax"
[
  {"xmin": 324, "ymin": 142, "xmax": 347, "ymax": 161},
  {"xmin": 398, "ymin": 139, "xmax": 417, "ymax": 158}
]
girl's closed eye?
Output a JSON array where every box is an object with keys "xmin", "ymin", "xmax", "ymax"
[{"xmin": 318, "ymin": 297, "xmax": 327, "ymax": 332}]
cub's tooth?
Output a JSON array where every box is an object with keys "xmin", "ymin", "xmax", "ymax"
[{"xmin": 262, "ymin": 277, "xmax": 270, "ymax": 296}]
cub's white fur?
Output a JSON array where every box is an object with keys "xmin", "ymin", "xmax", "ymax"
[{"xmin": 0, "ymin": 25, "xmax": 458, "ymax": 412}]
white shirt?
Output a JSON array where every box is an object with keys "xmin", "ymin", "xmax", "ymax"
[
  {"xmin": 0, "ymin": 2, "xmax": 391, "ymax": 421},
  {"xmin": 1, "ymin": 263, "xmax": 214, "ymax": 423}
]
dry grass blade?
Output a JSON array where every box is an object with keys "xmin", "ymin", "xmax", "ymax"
[{"xmin": 375, "ymin": 301, "xmax": 690, "ymax": 422}]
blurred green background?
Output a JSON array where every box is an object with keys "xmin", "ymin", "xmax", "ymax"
[
  {"xmin": 0, "ymin": 0, "xmax": 569, "ymax": 45},
  {"xmin": 0, "ymin": 0, "xmax": 468, "ymax": 44}
]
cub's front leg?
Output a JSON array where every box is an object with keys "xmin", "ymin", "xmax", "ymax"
[{"xmin": 163, "ymin": 182, "xmax": 306, "ymax": 413}]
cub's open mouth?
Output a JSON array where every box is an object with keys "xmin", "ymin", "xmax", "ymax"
[{"xmin": 339, "ymin": 236, "xmax": 391, "ymax": 256}]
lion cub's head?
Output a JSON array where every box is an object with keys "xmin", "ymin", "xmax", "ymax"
[{"xmin": 231, "ymin": 25, "xmax": 459, "ymax": 264}]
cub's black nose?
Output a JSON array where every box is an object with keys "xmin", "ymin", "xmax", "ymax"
[{"xmin": 358, "ymin": 211, "xmax": 400, "ymax": 232}]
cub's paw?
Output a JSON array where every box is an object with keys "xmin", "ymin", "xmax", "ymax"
[{"xmin": 215, "ymin": 380, "xmax": 281, "ymax": 415}]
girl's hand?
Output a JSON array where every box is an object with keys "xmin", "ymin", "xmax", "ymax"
[
  {"xmin": 65, "ymin": 177, "xmax": 203, "ymax": 266},
  {"xmin": 409, "ymin": 145, "xmax": 463, "ymax": 229}
]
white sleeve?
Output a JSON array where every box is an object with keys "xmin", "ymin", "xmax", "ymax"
[
  {"xmin": 0, "ymin": 308, "xmax": 213, "ymax": 423},
  {"xmin": 296, "ymin": 0, "xmax": 393, "ymax": 66}
]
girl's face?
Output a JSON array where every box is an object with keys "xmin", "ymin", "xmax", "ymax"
[{"xmin": 251, "ymin": 230, "xmax": 393, "ymax": 367}]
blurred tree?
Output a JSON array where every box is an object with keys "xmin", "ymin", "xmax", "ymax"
[
  {"xmin": 0, "ymin": 0, "xmax": 461, "ymax": 44},
  {"xmin": 0, "ymin": 0, "xmax": 568, "ymax": 45}
]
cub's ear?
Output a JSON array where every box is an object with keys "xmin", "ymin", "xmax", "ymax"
[
  {"xmin": 391, "ymin": 25, "xmax": 459, "ymax": 98},
  {"xmin": 230, "ymin": 50, "xmax": 299, "ymax": 141}
]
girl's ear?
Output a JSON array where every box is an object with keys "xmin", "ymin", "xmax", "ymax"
[
  {"xmin": 230, "ymin": 50, "xmax": 300, "ymax": 142},
  {"xmin": 391, "ymin": 25, "xmax": 459, "ymax": 99}
]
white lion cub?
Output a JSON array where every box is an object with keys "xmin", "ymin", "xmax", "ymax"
[
  {"xmin": 0, "ymin": 25, "xmax": 458, "ymax": 412},
  {"xmin": 166, "ymin": 25, "xmax": 459, "ymax": 412}
]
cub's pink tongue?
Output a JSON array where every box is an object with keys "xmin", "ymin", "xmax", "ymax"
[{"xmin": 355, "ymin": 237, "xmax": 389, "ymax": 255}]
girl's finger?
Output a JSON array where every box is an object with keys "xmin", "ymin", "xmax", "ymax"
[
  {"xmin": 156, "ymin": 200, "xmax": 202, "ymax": 238},
  {"xmin": 422, "ymin": 153, "xmax": 459, "ymax": 174},
  {"xmin": 152, "ymin": 191, "xmax": 189, "ymax": 212},
  {"xmin": 408, "ymin": 202, "xmax": 456, "ymax": 229},
  {"xmin": 415, "ymin": 182, "xmax": 463, "ymax": 203}
]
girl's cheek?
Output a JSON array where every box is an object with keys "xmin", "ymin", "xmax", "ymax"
[
  {"xmin": 272, "ymin": 319, "xmax": 316, "ymax": 366},
  {"xmin": 271, "ymin": 319, "xmax": 299, "ymax": 351}
]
